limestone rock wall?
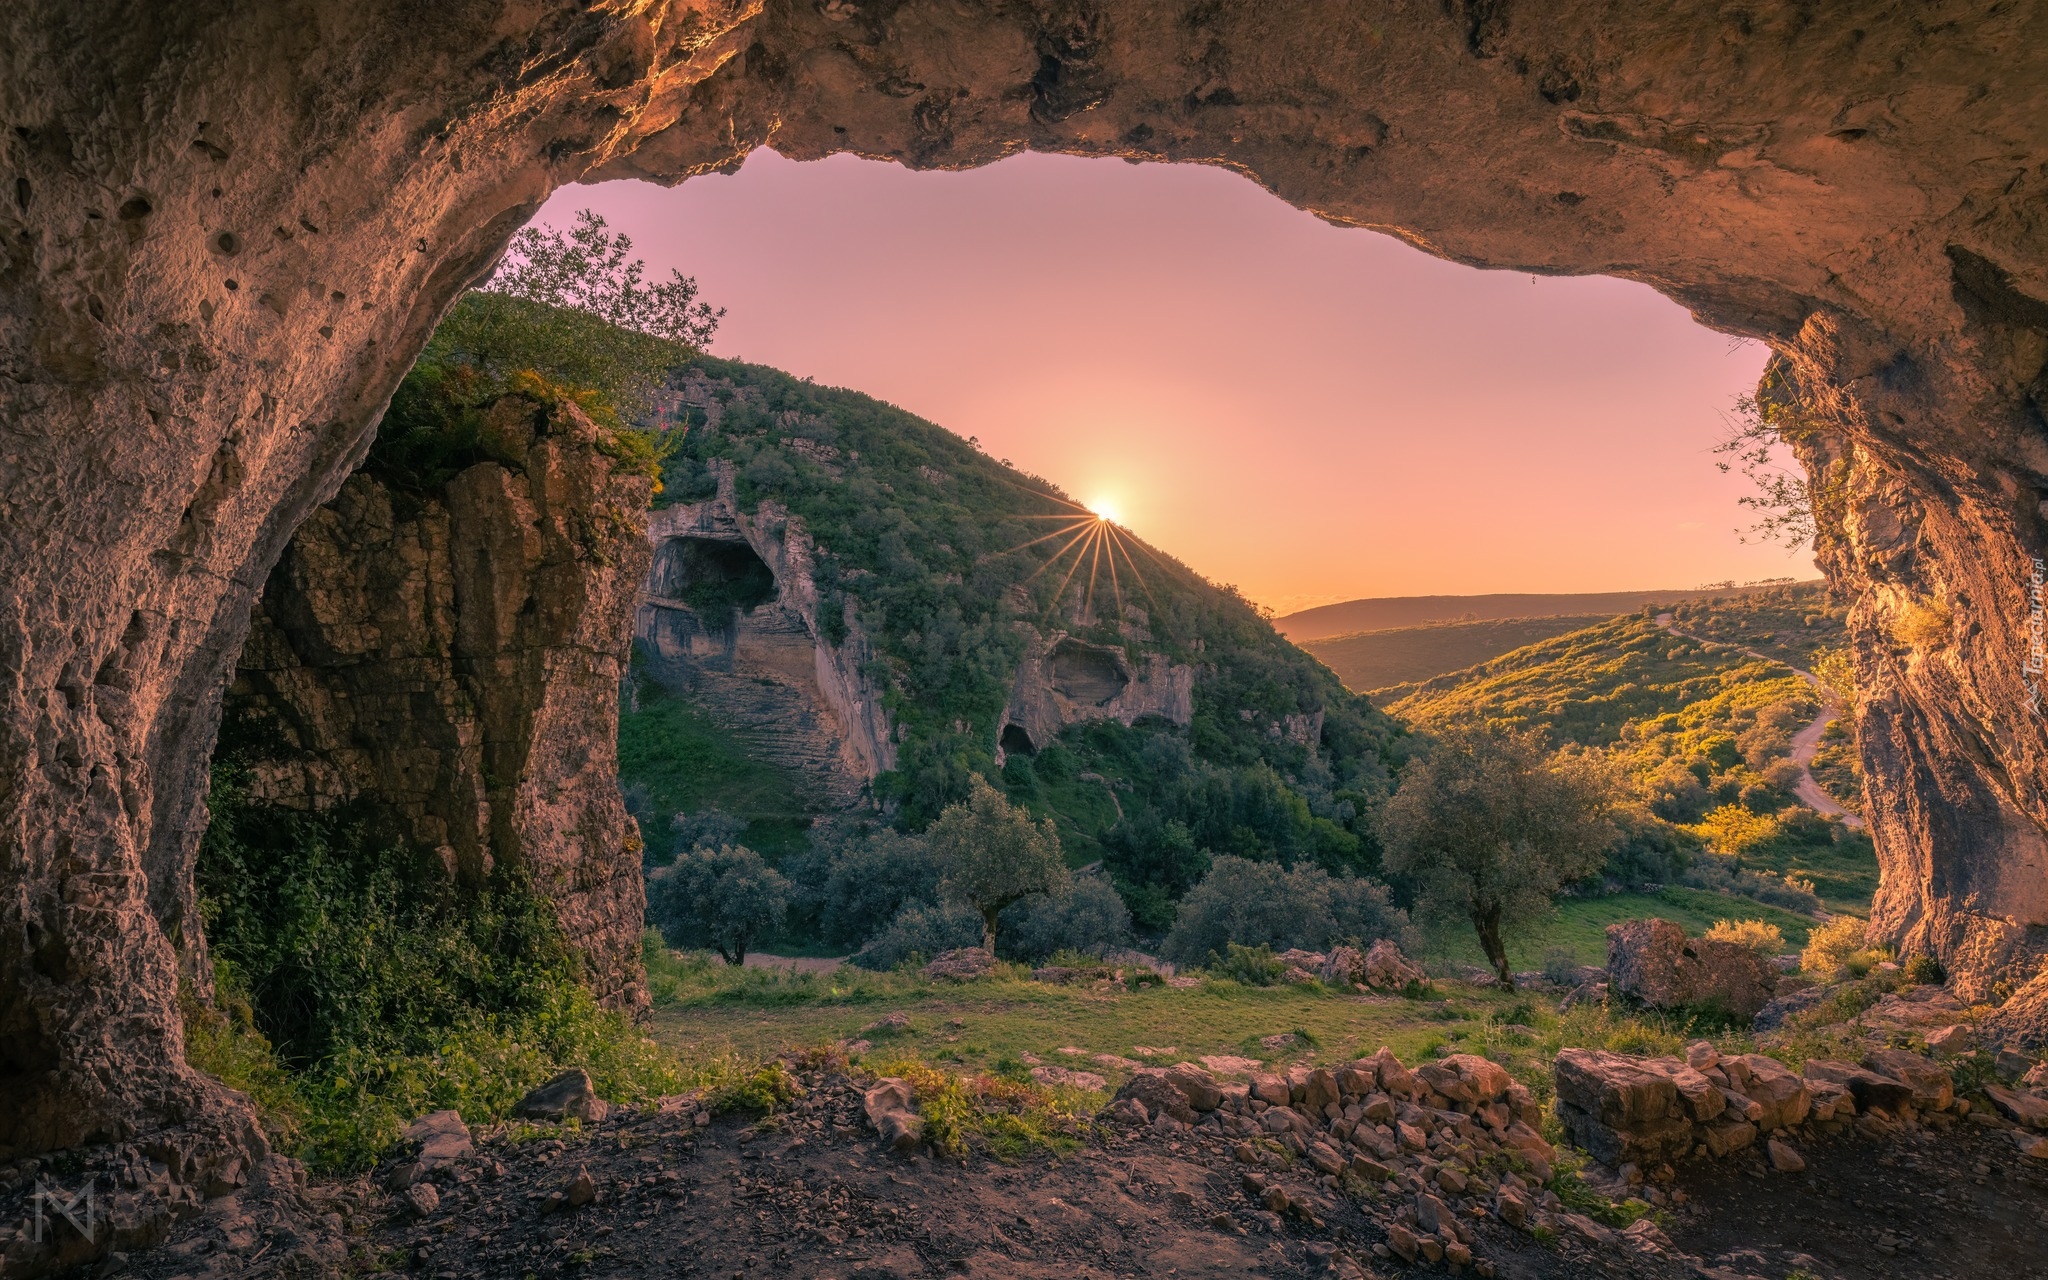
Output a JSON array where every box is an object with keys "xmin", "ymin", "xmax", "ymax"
[
  {"xmin": 228, "ymin": 395, "xmax": 652, "ymax": 1008},
  {"xmin": 636, "ymin": 462, "xmax": 896, "ymax": 805},
  {"xmin": 3, "ymin": 0, "xmax": 2047, "ymax": 1157},
  {"xmin": 999, "ymin": 632, "xmax": 1196, "ymax": 757}
]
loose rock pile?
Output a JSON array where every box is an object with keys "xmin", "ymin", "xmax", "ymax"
[
  {"xmin": 1556, "ymin": 1039, "xmax": 2048, "ymax": 1175},
  {"xmin": 1102, "ymin": 1048, "xmax": 1667, "ymax": 1274}
]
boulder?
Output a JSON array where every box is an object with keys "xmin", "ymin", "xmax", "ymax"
[
  {"xmin": 1801, "ymin": 1060, "xmax": 1915, "ymax": 1115},
  {"xmin": 1863, "ymin": 1049, "xmax": 1953, "ymax": 1111},
  {"xmin": 1416, "ymin": 1054, "xmax": 1512, "ymax": 1106},
  {"xmin": 1767, "ymin": 1138, "xmax": 1807, "ymax": 1173},
  {"xmin": 1114, "ymin": 1071, "xmax": 1196, "ymax": 1125},
  {"xmin": 1244, "ymin": 1071, "xmax": 1288, "ymax": 1107},
  {"xmin": 1752, "ymin": 984, "xmax": 1832, "ymax": 1031},
  {"xmin": 1301, "ymin": 1068, "xmax": 1341, "ymax": 1113},
  {"xmin": 863, "ymin": 1078, "xmax": 924, "ymax": 1151},
  {"xmin": 1319, "ymin": 945, "xmax": 1364, "ymax": 985},
  {"xmin": 1361, "ymin": 939, "xmax": 1426, "ymax": 989},
  {"xmin": 1163, "ymin": 1063, "xmax": 1225, "ymax": 1112},
  {"xmin": 402, "ymin": 1109, "xmax": 472, "ymax": 1171},
  {"xmin": 1552, "ymin": 1049, "xmax": 1706, "ymax": 1166},
  {"xmin": 1926, "ymin": 1024, "xmax": 1977, "ymax": 1057},
  {"xmin": 514, "ymin": 1068, "xmax": 609, "ymax": 1123},
  {"xmin": 1985, "ymin": 1084, "xmax": 2048, "ymax": 1130},
  {"xmin": 1606, "ymin": 918, "xmax": 1777, "ymax": 1021},
  {"xmin": 1361, "ymin": 1047, "xmax": 1419, "ymax": 1098},
  {"xmin": 920, "ymin": 947, "xmax": 996, "ymax": 980},
  {"xmin": 1721, "ymin": 1054, "xmax": 1810, "ymax": 1130},
  {"xmin": 402, "ymin": 1182, "xmax": 440, "ymax": 1217}
]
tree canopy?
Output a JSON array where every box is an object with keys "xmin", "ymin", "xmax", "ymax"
[
  {"xmin": 1378, "ymin": 725, "xmax": 1617, "ymax": 988},
  {"xmin": 927, "ymin": 776, "xmax": 1068, "ymax": 952},
  {"xmin": 646, "ymin": 844, "xmax": 789, "ymax": 966}
]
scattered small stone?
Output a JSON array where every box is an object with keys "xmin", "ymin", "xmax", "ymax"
[
  {"xmin": 401, "ymin": 1183, "xmax": 440, "ymax": 1218},
  {"xmin": 565, "ymin": 1167, "xmax": 597, "ymax": 1207},
  {"xmin": 1767, "ymin": 1139, "xmax": 1806, "ymax": 1173}
]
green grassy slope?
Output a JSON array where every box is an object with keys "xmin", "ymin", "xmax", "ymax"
[
  {"xmin": 1304, "ymin": 615, "xmax": 1611, "ymax": 697},
  {"xmin": 1388, "ymin": 582, "xmax": 1877, "ymax": 919},
  {"xmin": 617, "ymin": 685, "xmax": 817, "ymax": 859}
]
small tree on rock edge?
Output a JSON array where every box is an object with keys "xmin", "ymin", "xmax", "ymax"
[
  {"xmin": 927, "ymin": 776, "xmax": 1067, "ymax": 954},
  {"xmin": 1378, "ymin": 726, "xmax": 1616, "ymax": 990}
]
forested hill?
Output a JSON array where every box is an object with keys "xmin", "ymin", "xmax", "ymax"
[{"xmin": 628, "ymin": 355, "xmax": 1406, "ymax": 928}]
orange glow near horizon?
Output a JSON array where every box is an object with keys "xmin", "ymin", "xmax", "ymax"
[{"xmin": 536, "ymin": 151, "xmax": 1812, "ymax": 615}]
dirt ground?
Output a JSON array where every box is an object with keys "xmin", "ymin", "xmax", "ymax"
[
  {"xmin": 1666, "ymin": 1122, "xmax": 2048, "ymax": 1280},
  {"xmin": 95, "ymin": 1068, "xmax": 2048, "ymax": 1280}
]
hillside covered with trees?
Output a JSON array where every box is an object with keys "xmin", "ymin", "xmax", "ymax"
[{"xmin": 626, "ymin": 352, "xmax": 1410, "ymax": 947}]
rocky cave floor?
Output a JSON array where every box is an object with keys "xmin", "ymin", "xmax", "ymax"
[{"xmin": 76, "ymin": 1067, "xmax": 2048, "ymax": 1280}]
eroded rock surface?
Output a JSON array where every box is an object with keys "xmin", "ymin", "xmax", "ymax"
[
  {"xmin": 1607, "ymin": 918, "xmax": 1778, "ymax": 1021},
  {"xmin": 227, "ymin": 394, "xmax": 652, "ymax": 1008},
  {"xmin": 3, "ymin": 0, "xmax": 2048, "ymax": 1167}
]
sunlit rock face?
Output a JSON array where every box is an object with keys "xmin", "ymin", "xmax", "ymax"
[
  {"xmin": 1, "ymin": 0, "xmax": 2045, "ymax": 1153},
  {"xmin": 226, "ymin": 395, "xmax": 653, "ymax": 1011}
]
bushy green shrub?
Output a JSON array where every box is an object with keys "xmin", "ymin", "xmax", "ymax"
[
  {"xmin": 1903, "ymin": 953, "xmax": 1945, "ymax": 985},
  {"xmin": 1800, "ymin": 914, "xmax": 1869, "ymax": 976},
  {"xmin": 1160, "ymin": 855, "xmax": 1405, "ymax": 967},
  {"xmin": 192, "ymin": 765, "xmax": 682, "ymax": 1174},
  {"xmin": 848, "ymin": 902, "xmax": 984, "ymax": 971},
  {"xmin": 646, "ymin": 845, "xmax": 789, "ymax": 966},
  {"xmin": 1681, "ymin": 855, "xmax": 1821, "ymax": 914},
  {"xmin": 1705, "ymin": 918, "xmax": 1786, "ymax": 956},
  {"xmin": 804, "ymin": 828, "xmax": 942, "ymax": 950},
  {"xmin": 996, "ymin": 876, "xmax": 1135, "ymax": 963},
  {"xmin": 1205, "ymin": 941, "xmax": 1286, "ymax": 986}
]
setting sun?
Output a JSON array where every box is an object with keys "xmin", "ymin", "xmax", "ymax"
[{"xmin": 1088, "ymin": 499, "xmax": 1122, "ymax": 525}]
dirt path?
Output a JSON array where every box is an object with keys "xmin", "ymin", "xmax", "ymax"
[{"xmin": 1654, "ymin": 613, "xmax": 1864, "ymax": 830}]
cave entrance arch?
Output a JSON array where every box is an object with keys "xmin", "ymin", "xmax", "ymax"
[
  {"xmin": 650, "ymin": 535, "xmax": 779, "ymax": 624},
  {"xmin": 4, "ymin": 0, "xmax": 2046, "ymax": 1167}
]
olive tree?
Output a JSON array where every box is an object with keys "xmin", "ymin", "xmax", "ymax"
[
  {"xmin": 1378, "ymin": 726, "xmax": 1617, "ymax": 989},
  {"xmin": 927, "ymin": 776, "xmax": 1067, "ymax": 953},
  {"xmin": 646, "ymin": 844, "xmax": 788, "ymax": 967}
]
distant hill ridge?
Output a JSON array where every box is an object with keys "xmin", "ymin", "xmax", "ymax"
[{"xmin": 1275, "ymin": 582, "xmax": 1824, "ymax": 642}]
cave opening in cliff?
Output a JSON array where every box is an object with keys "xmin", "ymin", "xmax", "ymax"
[
  {"xmin": 1048, "ymin": 639, "xmax": 1131, "ymax": 707},
  {"xmin": 653, "ymin": 535, "xmax": 777, "ymax": 625},
  {"xmin": 999, "ymin": 723, "xmax": 1037, "ymax": 757}
]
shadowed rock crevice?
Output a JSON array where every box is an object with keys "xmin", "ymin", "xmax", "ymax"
[{"xmin": 2, "ymin": 0, "xmax": 2047, "ymax": 1168}]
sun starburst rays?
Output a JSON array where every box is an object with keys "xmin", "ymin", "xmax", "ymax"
[{"xmin": 986, "ymin": 501, "xmax": 1159, "ymax": 628}]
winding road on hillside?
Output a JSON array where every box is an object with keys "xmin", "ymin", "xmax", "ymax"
[{"xmin": 1654, "ymin": 612, "xmax": 1865, "ymax": 830}]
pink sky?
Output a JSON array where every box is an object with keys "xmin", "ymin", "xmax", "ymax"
[{"xmin": 539, "ymin": 150, "xmax": 1810, "ymax": 615}]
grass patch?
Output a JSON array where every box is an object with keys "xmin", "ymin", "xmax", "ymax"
[
  {"xmin": 866, "ymin": 1056, "xmax": 1091, "ymax": 1158},
  {"xmin": 1419, "ymin": 887, "xmax": 1816, "ymax": 972},
  {"xmin": 617, "ymin": 688, "xmax": 817, "ymax": 860}
]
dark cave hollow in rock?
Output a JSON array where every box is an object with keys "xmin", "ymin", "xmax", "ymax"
[
  {"xmin": 1, "ymin": 0, "xmax": 2045, "ymax": 1162},
  {"xmin": 1049, "ymin": 639, "xmax": 1135, "ymax": 708},
  {"xmin": 651, "ymin": 535, "xmax": 781, "ymax": 629}
]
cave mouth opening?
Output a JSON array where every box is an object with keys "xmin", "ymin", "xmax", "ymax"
[
  {"xmin": 654, "ymin": 535, "xmax": 777, "ymax": 621},
  {"xmin": 1048, "ymin": 639, "xmax": 1131, "ymax": 707},
  {"xmin": 999, "ymin": 722, "xmax": 1037, "ymax": 756}
]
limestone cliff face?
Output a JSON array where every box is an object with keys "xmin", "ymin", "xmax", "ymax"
[
  {"xmin": 3, "ymin": 0, "xmax": 2048, "ymax": 1156},
  {"xmin": 635, "ymin": 460, "xmax": 896, "ymax": 806},
  {"xmin": 228, "ymin": 395, "xmax": 652, "ymax": 1008},
  {"xmin": 998, "ymin": 632, "xmax": 1195, "ymax": 759}
]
